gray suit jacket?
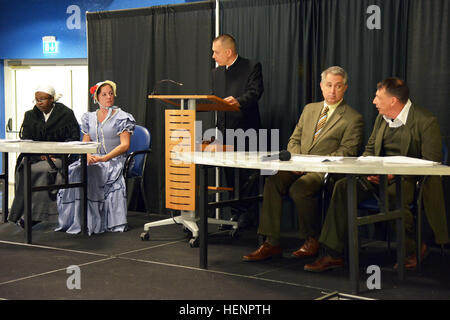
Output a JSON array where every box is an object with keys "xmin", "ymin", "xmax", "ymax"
[
  {"xmin": 363, "ymin": 103, "xmax": 449, "ymax": 244},
  {"xmin": 287, "ymin": 100, "xmax": 364, "ymax": 157}
]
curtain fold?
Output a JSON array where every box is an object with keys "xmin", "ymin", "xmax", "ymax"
[
  {"xmin": 219, "ymin": 0, "xmax": 409, "ymax": 147},
  {"xmin": 406, "ymin": 0, "xmax": 450, "ymax": 229},
  {"xmin": 406, "ymin": 0, "xmax": 449, "ymax": 142}
]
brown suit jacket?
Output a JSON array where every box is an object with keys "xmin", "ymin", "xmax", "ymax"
[
  {"xmin": 287, "ymin": 100, "xmax": 364, "ymax": 157},
  {"xmin": 363, "ymin": 103, "xmax": 449, "ymax": 244}
]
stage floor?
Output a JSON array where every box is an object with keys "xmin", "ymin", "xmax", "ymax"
[{"xmin": 0, "ymin": 211, "xmax": 449, "ymax": 300}]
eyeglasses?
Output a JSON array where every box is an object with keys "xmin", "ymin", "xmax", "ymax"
[{"xmin": 33, "ymin": 98, "xmax": 50, "ymax": 104}]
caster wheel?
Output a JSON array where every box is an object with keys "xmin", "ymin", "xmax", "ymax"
[
  {"xmin": 230, "ymin": 229, "xmax": 239, "ymax": 238},
  {"xmin": 140, "ymin": 232, "xmax": 150, "ymax": 241},
  {"xmin": 189, "ymin": 237, "xmax": 199, "ymax": 248},
  {"xmin": 184, "ymin": 229, "xmax": 193, "ymax": 239}
]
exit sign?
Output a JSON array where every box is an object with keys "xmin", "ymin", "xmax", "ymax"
[{"xmin": 42, "ymin": 36, "xmax": 57, "ymax": 54}]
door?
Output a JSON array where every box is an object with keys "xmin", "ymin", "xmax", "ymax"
[{"xmin": 3, "ymin": 60, "xmax": 89, "ymax": 205}]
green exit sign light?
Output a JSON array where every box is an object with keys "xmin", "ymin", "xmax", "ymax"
[{"xmin": 42, "ymin": 36, "xmax": 57, "ymax": 54}]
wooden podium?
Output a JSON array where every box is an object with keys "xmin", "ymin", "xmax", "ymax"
[{"xmin": 141, "ymin": 95, "xmax": 238, "ymax": 246}]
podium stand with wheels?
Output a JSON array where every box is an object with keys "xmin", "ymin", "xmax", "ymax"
[{"xmin": 141, "ymin": 95, "xmax": 238, "ymax": 246}]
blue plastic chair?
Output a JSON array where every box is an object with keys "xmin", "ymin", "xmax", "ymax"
[{"xmin": 123, "ymin": 125, "xmax": 152, "ymax": 213}]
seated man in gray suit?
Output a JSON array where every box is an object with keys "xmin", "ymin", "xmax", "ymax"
[
  {"xmin": 243, "ymin": 66, "xmax": 364, "ymax": 261},
  {"xmin": 305, "ymin": 77, "xmax": 449, "ymax": 272}
]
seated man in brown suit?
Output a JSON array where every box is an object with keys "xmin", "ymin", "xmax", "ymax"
[
  {"xmin": 305, "ymin": 77, "xmax": 449, "ymax": 272},
  {"xmin": 243, "ymin": 66, "xmax": 364, "ymax": 261}
]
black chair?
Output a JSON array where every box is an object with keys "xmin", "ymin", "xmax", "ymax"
[
  {"xmin": 123, "ymin": 125, "xmax": 152, "ymax": 214},
  {"xmin": 358, "ymin": 142, "xmax": 448, "ymax": 271}
]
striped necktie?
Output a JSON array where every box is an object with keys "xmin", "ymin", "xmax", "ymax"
[{"xmin": 313, "ymin": 105, "xmax": 329, "ymax": 141}]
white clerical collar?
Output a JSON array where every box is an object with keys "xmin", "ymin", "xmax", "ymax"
[
  {"xmin": 383, "ymin": 99, "xmax": 412, "ymax": 128},
  {"xmin": 226, "ymin": 55, "xmax": 239, "ymax": 70}
]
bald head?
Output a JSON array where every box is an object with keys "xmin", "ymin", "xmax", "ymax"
[
  {"xmin": 212, "ymin": 34, "xmax": 238, "ymax": 67},
  {"xmin": 213, "ymin": 34, "xmax": 237, "ymax": 54}
]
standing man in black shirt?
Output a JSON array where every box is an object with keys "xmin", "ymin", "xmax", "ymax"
[{"xmin": 211, "ymin": 34, "xmax": 264, "ymax": 227}]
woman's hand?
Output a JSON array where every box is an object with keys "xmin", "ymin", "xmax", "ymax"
[
  {"xmin": 88, "ymin": 155, "xmax": 107, "ymax": 164},
  {"xmin": 86, "ymin": 132, "xmax": 130, "ymax": 165},
  {"xmin": 367, "ymin": 174, "xmax": 394, "ymax": 184},
  {"xmin": 87, "ymin": 154, "xmax": 95, "ymax": 165},
  {"xmin": 40, "ymin": 155, "xmax": 57, "ymax": 162},
  {"xmin": 92, "ymin": 155, "xmax": 107, "ymax": 163}
]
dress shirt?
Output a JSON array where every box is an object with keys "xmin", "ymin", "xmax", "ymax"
[
  {"xmin": 323, "ymin": 99, "xmax": 343, "ymax": 122},
  {"xmin": 383, "ymin": 99, "xmax": 412, "ymax": 128}
]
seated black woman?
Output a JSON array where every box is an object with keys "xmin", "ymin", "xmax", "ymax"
[{"xmin": 8, "ymin": 84, "xmax": 80, "ymax": 226}]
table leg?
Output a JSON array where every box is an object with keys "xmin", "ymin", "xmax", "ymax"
[
  {"xmin": 395, "ymin": 176, "xmax": 405, "ymax": 280},
  {"xmin": 80, "ymin": 154, "xmax": 88, "ymax": 235},
  {"xmin": 347, "ymin": 174, "xmax": 359, "ymax": 294},
  {"xmin": 416, "ymin": 177, "xmax": 425, "ymax": 273},
  {"xmin": 234, "ymin": 168, "xmax": 240, "ymax": 200},
  {"xmin": 378, "ymin": 175, "xmax": 388, "ymax": 214},
  {"xmin": 2, "ymin": 152, "xmax": 8, "ymax": 222},
  {"xmin": 24, "ymin": 156, "xmax": 32, "ymax": 244},
  {"xmin": 198, "ymin": 164, "xmax": 208, "ymax": 269}
]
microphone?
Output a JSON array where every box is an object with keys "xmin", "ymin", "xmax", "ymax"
[
  {"xmin": 261, "ymin": 150, "xmax": 291, "ymax": 161},
  {"xmin": 151, "ymin": 79, "xmax": 184, "ymax": 95}
]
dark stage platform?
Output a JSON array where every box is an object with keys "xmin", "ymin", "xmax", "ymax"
[{"xmin": 1, "ymin": 211, "xmax": 449, "ymax": 301}]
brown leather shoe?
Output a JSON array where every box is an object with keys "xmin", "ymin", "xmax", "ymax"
[
  {"xmin": 304, "ymin": 255, "xmax": 344, "ymax": 272},
  {"xmin": 292, "ymin": 237, "xmax": 319, "ymax": 258},
  {"xmin": 242, "ymin": 242, "xmax": 282, "ymax": 262},
  {"xmin": 394, "ymin": 243, "xmax": 428, "ymax": 270}
]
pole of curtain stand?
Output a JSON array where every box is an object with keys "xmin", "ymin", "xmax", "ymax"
[
  {"xmin": 215, "ymin": 0, "xmax": 220, "ymax": 37},
  {"xmin": 86, "ymin": 11, "xmax": 89, "ymax": 94},
  {"xmin": 215, "ymin": 0, "xmax": 221, "ymax": 219}
]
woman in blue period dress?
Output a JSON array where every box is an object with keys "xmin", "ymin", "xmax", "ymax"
[{"xmin": 56, "ymin": 80, "xmax": 136, "ymax": 235}]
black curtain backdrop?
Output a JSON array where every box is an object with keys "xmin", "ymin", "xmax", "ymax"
[
  {"xmin": 406, "ymin": 0, "xmax": 450, "ymax": 145},
  {"xmin": 87, "ymin": 0, "xmax": 449, "ymax": 226},
  {"xmin": 406, "ymin": 0, "xmax": 450, "ymax": 230},
  {"xmin": 87, "ymin": 2, "xmax": 214, "ymax": 214},
  {"xmin": 219, "ymin": 0, "xmax": 409, "ymax": 147}
]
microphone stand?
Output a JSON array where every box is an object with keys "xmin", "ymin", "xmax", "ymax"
[{"xmin": 151, "ymin": 79, "xmax": 184, "ymax": 95}]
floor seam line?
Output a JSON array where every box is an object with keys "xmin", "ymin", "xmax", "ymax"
[
  {"xmin": 116, "ymin": 255, "xmax": 331, "ymax": 293},
  {"xmin": 252, "ymin": 260, "xmax": 306, "ymax": 277},
  {"xmin": 0, "ymin": 240, "xmax": 109, "ymax": 257},
  {"xmin": 0, "ymin": 257, "xmax": 115, "ymax": 286}
]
